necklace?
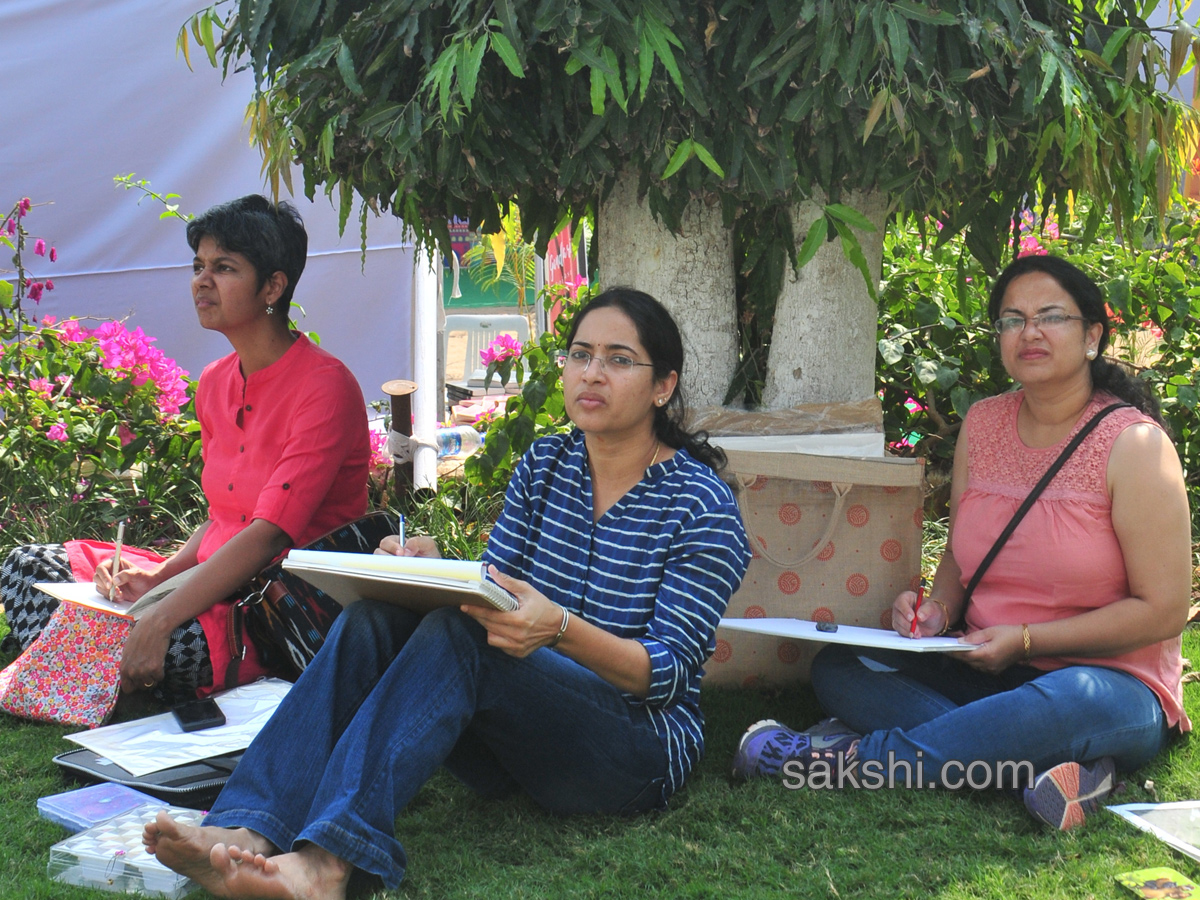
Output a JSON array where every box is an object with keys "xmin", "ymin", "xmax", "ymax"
[{"xmin": 648, "ymin": 441, "xmax": 661, "ymax": 468}]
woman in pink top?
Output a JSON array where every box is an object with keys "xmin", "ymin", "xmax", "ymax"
[
  {"xmin": 0, "ymin": 196, "xmax": 370, "ymax": 702},
  {"xmin": 733, "ymin": 255, "xmax": 1191, "ymax": 830}
]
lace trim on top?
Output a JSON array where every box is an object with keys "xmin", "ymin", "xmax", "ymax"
[{"xmin": 966, "ymin": 391, "xmax": 1155, "ymax": 503}]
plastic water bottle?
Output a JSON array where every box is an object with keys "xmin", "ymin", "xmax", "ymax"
[{"xmin": 435, "ymin": 426, "xmax": 484, "ymax": 458}]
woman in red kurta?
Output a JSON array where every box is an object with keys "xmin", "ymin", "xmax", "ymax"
[{"xmin": 0, "ymin": 195, "xmax": 369, "ymax": 701}]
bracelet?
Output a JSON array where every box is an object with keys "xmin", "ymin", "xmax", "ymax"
[
  {"xmin": 929, "ymin": 598, "xmax": 950, "ymax": 636},
  {"xmin": 1021, "ymin": 623, "xmax": 1032, "ymax": 660},
  {"xmin": 547, "ymin": 604, "xmax": 570, "ymax": 648}
]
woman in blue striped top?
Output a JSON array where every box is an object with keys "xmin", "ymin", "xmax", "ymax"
[{"xmin": 145, "ymin": 288, "xmax": 752, "ymax": 900}]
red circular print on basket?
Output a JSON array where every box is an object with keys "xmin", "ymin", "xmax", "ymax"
[
  {"xmin": 811, "ymin": 607, "xmax": 835, "ymax": 623},
  {"xmin": 712, "ymin": 639, "xmax": 732, "ymax": 663},
  {"xmin": 778, "ymin": 642, "xmax": 801, "ymax": 664},
  {"xmin": 744, "ymin": 605, "xmax": 767, "ymax": 619},
  {"xmin": 777, "ymin": 571, "xmax": 801, "ymax": 595},
  {"xmin": 742, "ymin": 674, "xmax": 762, "ymax": 688},
  {"xmin": 816, "ymin": 541, "xmax": 835, "ymax": 561},
  {"xmin": 846, "ymin": 505, "xmax": 869, "ymax": 527},
  {"xmin": 812, "ymin": 480, "xmax": 833, "ymax": 493},
  {"xmin": 883, "ymin": 485, "xmax": 902, "ymax": 494},
  {"xmin": 778, "ymin": 503, "xmax": 802, "ymax": 526},
  {"xmin": 911, "ymin": 573, "xmax": 923, "ymax": 593},
  {"xmin": 913, "ymin": 507, "xmax": 924, "ymax": 528},
  {"xmin": 846, "ymin": 573, "xmax": 869, "ymax": 596},
  {"xmin": 880, "ymin": 608, "xmax": 894, "ymax": 630},
  {"xmin": 747, "ymin": 475, "xmax": 769, "ymax": 491},
  {"xmin": 880, "ymin": 539, "xmax": 902, "ymax": 562}
]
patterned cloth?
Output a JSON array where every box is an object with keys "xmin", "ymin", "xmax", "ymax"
[
  {"xmin": 483, "ymin": 429, "xmax": 752, "ymax": 801},
  {"xmin": 0, "ymin": 544, "xmax": 212, "ymax": 704}
]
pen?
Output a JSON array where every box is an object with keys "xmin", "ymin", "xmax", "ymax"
[
  {"xmin": 110, "ymin": 520, "xmax": 125, "ymax": 602},
  {"xmin": 910, "ymin": 576, "xmax": 926, "ymax": 638}
]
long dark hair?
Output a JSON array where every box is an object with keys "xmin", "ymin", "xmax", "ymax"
[
  {"xmin": 564, "ymin": 287, "xmax": 727, "ymax": 471},
  {"xmin": 987, "ymin": 255, "xmax": 1164, "ymax": 426}
]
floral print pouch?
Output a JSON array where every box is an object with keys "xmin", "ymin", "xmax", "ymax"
[{"xmin": 0, "ymin": 600, "xmax": 130, "ymax": 727}]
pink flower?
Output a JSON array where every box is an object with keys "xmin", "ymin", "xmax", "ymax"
[
  {"xmin": 368, "ymin": 430, "xmax": 391, "ymax": 471},
  {"xmin": 44, "ymin": 280, "xmax": 54, "ymax": 291},
  {"xmin": 27, "ymin": 281, "xmax": 44, "ymax": 302},
  {"xmin": 42, "ymin": 315, "xmax": 56, "ymax": 326},
  {"xmin": 18, "ymin": 198, "xmax": 31, "ymax": 217},
  {"xmin": 33, "ymin": 238, "xmax": 45, "ymax": 256},
  {"xmin": 49, "ymin": 246, "xmax": 57, "ymax": 262},
  {"xmin": 3, "ymin": 219, "xmax": 13, "ymax": 235},
  {"xmin": 46, "ymin": 422, "xmax": 69, "ymax": 442},
  {"xmin": 29, "ymin": 377, "xmax": 52, "ymax": 399},
  {"xmin": 1017, "ymin": 234, "xmax": 1047, "ymax": 257},
  {"xmin": 118, "ymin": 424, "xmax": 136, "ymax": 446},
  {"xmin": 479, "ymin": 333, "xmax": 523, "ymax": 367}
]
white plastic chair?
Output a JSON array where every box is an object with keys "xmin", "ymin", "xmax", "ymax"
[{"xmin": 443, "ymin": 314, "xmax": 531, "ymax": 383}]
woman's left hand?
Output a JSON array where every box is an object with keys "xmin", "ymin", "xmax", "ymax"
[
  {"xmin": 460, "ymin": 566, "xmax": 567, "ymax": 658},
  {"xmin": 958, "ymin": 625, "xmax": 1027, "ymax": 675},
  {"xmin": 118, "ymin": 610, "xmax": 172, "ymax": 693}
]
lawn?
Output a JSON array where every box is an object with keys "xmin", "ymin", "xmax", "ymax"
[{"xmin": 1, "ymin": 625, "xmax": 1199, "ymax": 899}]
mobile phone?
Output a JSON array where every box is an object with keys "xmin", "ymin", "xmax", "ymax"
[{"xmin": 172, "ymin": 698, "xmax": 226, "ymax": 732}]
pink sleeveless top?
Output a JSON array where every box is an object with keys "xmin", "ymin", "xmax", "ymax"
[{"xmin": 954, "ymin": 390, "xmax": 1190, "ymax": 731}]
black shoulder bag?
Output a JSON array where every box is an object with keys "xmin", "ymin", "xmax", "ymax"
[{"xmin": 955, "ymin": 402, "xmax": 1130, "ymax": 628}]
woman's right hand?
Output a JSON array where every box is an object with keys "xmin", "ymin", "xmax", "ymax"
[
  {"xmin": 892, "ymin": 590, "xmax": 947, "ymax": 638},
  {"xmin": 375, "ymin": 535, "xmax": 441, "ymax": 558},
  {"xmin": 94, "ymin": 559, "xmax": 164, "ymax": 604}
]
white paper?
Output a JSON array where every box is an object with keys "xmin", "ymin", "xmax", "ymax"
[
  {"xmin": 710, "ymin": 432, "xmax": 885, "ymax": 457},
  {"xmin": 717, "ymin": 617, "xmax": 974, "ymax": 652},
  {"xmin": 1108, "ymin": 801, "xmax": 1200, "ymax": 863},
  {"xmin": 64, "ymin": 679, "xmax": 292, "ymax": 777}
]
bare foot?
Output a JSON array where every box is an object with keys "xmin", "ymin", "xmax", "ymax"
[
  {"xmin": 145, "ymin": 811, "xmax": 277, "ymax": 897},
  {"xmin": 211, "ymin": 842, "xmax": 352, "ymax": 900}
]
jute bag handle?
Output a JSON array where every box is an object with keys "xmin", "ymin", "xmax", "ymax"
[{"xmin": 732, "ymin": 475, "xmax": 854, "ymax": 569}]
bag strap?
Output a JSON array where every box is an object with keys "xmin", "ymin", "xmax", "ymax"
[
  {"xmin": 733, "ymin": 476, "xmax": 853, "ymax": 569},
  {"xmin": 957, "ymin": 402, "xmax": 1130, "ymax": 624}
]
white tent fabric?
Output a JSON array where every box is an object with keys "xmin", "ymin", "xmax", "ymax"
[{"xmin": 0, "ymin": 0, "xmax": 415, "ymax": 405}]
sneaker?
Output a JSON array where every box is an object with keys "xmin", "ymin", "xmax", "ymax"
[
  {"xmin": 1023, "ymin": 757, "xmax": 1116, "ymax": 830},
  {"xmin": 731, "ymin": 718, "xmax": 861, "ymax": 780}
]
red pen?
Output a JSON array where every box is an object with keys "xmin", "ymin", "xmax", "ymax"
[{"xmin": 910, "ymin": 577, "xmax": 927, "ymax": 638}]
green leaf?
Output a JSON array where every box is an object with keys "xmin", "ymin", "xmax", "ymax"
[
  {"xmin": 459, "ymin": 36, "xmax": 487, "ymax": 111},
  {"xmin": 643, "ymin": 13, "xmax": 685, "ymax": 93},
  {"xmin": 662, "ymin": 138, "xmax": 695, "ymax": 179},
  {"xmin": 950, "ymin": 386, "xmax": 973, "ymax": 418},
  {"xmin": 830, "ymin": 218, "xmax": 877, "ymax": 300},
  {"xmin": 0, "ymin": 279, "xmax": 11, "ymax": 309},
  {"xmin": 692, "ymin": 141, "xmax": 725, "ymax": 177},
  {"xmin": 863, "ymin": 89, "xmax": 888, "ymax": 143},
  {"xmin": 590, "ymin": 67, "xmax": 607, "ymax": 115},
  {"xmin": 336, "ymin": 42, "xmax": 364, "ymax": 97},
  {"xmin": 825, "ymin": 203, "xmax": 877, "ymax": 232},
  {"xmin": 490, "ymin": 32, "xmax": 525, "ymax": 78},
  {"xmin": 878, "ymin": 337, "xmax": 905, "ymax": 365},
  {"xmin": 934, "ymin": 363, "xmax": 960, "ymax": 391},
  {"xmin": 794, "ymin": 215, "xmax": 827, "ymax": 270},
  {"xmin": 892, "ymin": 1, "xmax": 957, "ymax": 25},
  {"xmin": 913, "ymin": 358, "xmax": 940, "ymax": 385}
]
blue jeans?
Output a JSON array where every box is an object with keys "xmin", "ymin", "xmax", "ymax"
[
  {"xmin": 810, "ymin": 644, "xmax": 1169, "ymax": 789},
  {"xmin": 204, "ymin": 601, "xmax": 668, "ymax": 887}
]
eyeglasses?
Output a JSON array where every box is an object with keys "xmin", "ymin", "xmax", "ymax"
[
  {"xmin": 558, "ymin": 348, "xmax": 656, "ymax": 375},
  {"xmin": 992, "ymin": 312, "xmax": 1087, "ymax": 335}
]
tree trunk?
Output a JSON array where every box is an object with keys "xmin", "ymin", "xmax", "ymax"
[
  {"xmin": 761, "ymin": 189, "xmax": 888, "ymax": 408},
  {"xmin": 598, "ymin": 171, "xmax": 737, "ymax": 408}
]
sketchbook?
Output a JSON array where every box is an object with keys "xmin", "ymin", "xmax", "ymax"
[
  {"xmin": 282, "ymin": 550, "xmax": 518, "ymax": 613},
  {"xmin": 717, "ymin": 617, "xmax": 974, "ymax": 653},
  {"xmin": 34, "ymin": 568, "xmax": 196, "ymax": 621}
]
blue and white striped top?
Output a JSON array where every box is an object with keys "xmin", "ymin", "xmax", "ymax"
[{"xmin": 483, "ymin": 429, "xmax": 751, "ymax": 802}]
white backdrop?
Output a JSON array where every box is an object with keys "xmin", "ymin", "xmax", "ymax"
[{"xmin": 0, "ymin": 0, "xmax": 415, "ymax": 405}]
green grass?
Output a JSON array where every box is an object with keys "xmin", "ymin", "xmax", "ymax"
[{"xmin": 2, "ymin": 627, "xmax": 1199, "ymax": 899}]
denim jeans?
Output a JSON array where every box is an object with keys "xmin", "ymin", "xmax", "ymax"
[
  {"xmin": 204, "ymin": 600, "xmax": 668, "ymax": 887},
  {"xmin": 810, "ymin": 644, "xmax": 1169, "ymax": 789}
]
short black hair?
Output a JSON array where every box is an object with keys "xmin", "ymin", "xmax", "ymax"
[{"xmin": 187, "ymin": 195, "xmax": 307, "ymax": 317}]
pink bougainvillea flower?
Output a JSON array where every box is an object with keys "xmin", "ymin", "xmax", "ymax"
[
  {"xmin": 368, "ymin": 429, "xmax": 390, "ymax": 471},
  {"xmin": 46, "ymin": 422, "xmax": 69, "ymax": 442},
  {"xmin": 49, "ymin": 246, "xmax": 57, "ymax": 262},
  {"xmin": 479, "ymin": 333, "xmax": 523, "ymax": 367},
  {"xmin": 18, "ymin": 198, "xmax": 31, "ymax": 217},
  {"xmin": 3, "ymin": 218, "xmax": 13, "ymax": 235},
  {"xmin": 42, "ymin": 315, "xmax": 56, "ymax": 326},
  {"xmin": 29, "ymin": 377, "xmax": 53, "ymax": 398},
  {"xmin": 27, "ymin": 281, "xmax": 44, "ymax": 302},
  {"xmin": 33, "ymin": 238, "xmax": 46, "ymax": 256},
  {"xmin": 44, "ymin": 280, "xmax": 54, "ymax": 291},
  {"xmin": 118, "ymin": 424, "xmax": 136, "ymax": 446}
]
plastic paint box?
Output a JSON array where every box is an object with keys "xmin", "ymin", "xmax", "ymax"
[
  {"xmin": 38, "ymin": 783, "xmax": 161, "ymax": 833},
  {"xmin": 47, "ymin": 803, "xmax": 204, "ymax": 898}
]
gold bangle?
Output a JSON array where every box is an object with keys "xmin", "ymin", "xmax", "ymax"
[
  {"xmin": 929, "ymin": 598, "xmax": 950, "ymax": 636},
  {"xmin": 548, "ymin": 605, "xmax": 570, "ymax": 648},
  {"xmin": 1021, "ymin": 623, "xmax": 1032, "ymax": 660}
]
